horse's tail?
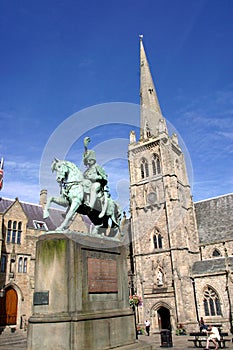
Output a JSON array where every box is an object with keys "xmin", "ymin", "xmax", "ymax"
[
  {"xmin": 99, "ymin": 191, "xmax": 108, "ymax": 218},
  {"xmin": 112, "ymin": 203, "xmax": 122, "ymax": 227}
]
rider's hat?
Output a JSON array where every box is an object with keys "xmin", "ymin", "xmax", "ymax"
[{"xmin": 83, "ymin": 150, "xmax": 96, "ymax": 165}]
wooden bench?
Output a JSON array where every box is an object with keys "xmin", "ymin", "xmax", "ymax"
[
  {"xmin": 188, "ymin": 337, "xmax": 207, "ymax": 348},
  {"xmin": 188, "ymin": 332, "xmax": 231, "ymax": 348},
  {"xmin": 220, "ymin": 338, "xmax": 232, "ymax": 348}
]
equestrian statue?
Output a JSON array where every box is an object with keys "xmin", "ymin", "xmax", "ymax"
[{"xmin": 43, "ymin": 137, "xmax": 122, "ymax": 238}]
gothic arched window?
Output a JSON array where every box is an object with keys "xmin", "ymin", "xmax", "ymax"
[
  {"xmin": 158, "ymin": 234, "xmax": 163, "ymax": 248},
  {"xmin": 153, "ymin": 230, "xmax": 163, "ymax": 249},
  {"xmin": 152, "ymin": 154, "xmax": 161, "ymax": 176},
  {"xmin": 141, "ymin": 158, "xmax": 149, "ymax": 179},
  {"xmin": 153, "ymin": 235, "xmax": 158, "ymax": 249},
  {"xmin": 203, "ymin": 286, "xmax": 222, "ymax": 316}
]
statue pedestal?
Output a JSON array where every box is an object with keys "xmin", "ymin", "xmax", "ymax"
[{"xmin": 27, "ymin": 232, "xmax": 148, "ymax": 350}]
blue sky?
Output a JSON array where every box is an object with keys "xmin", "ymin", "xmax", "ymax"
[{"xmin": 0, "ymin": 0, "xmax": 232, "ymax": 211}]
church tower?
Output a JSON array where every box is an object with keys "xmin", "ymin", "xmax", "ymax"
[{"xmin": 128, "ymin": 37, "xmax": 200, "ymax": 332}]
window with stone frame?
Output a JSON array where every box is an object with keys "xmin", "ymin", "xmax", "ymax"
[
  {"xmin": 0, "ymin": 254, "xmax": 7, "ymax": 273},
  {"xmin": 18, "ymin": 257, "xmax": 23, "ymax": 273},
  {"xmin": 153, "ymin": 230, "xmax": 163, "ymax": 249},
  {"xmin": 152, "ymin": 154, "xmax": 161, "ymax": 176},
  {"xmin": 153, "ymin": 234, "xmax": 158, "ymax": 249},
  {"xmin": 23, "ymin": 258, "xmax": 27, "ymax": 273},
  {"xmin": 140, "ymin": 158, "xmax": 149, "ymax": 179},
  {"xmin": 17, "ymin": 222, "xmax": 22, "ymax": 244},
  {"xmin": 6, "ymin": 220, "xmax": 22, "ymax": 244},
  {"xmin": 18, "ymin": 256, "xmax": 28, "ymax": 273},
  {"xmin": 203, "ymin": 286, "xmax": 222, "ymax": 316},
  {"xmin": 12, "ymin": 221, "xmax": 17, "ymax": 243},
  {"xmin": 7, "ymin": 220, "xmax": 12, "ymax": 243}
]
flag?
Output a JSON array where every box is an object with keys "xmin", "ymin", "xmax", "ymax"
[{"xmin": 0, "ymin": 157, "xmax": 4, "ymax": 190}]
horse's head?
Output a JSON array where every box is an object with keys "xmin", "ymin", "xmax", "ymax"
[
  {"xmin": 51, "ymin": 158, "xmax": 68, "ymax": 183},
  {"xmin": 51, "ymin": 158, "xmax": 83, "ymax": 184}
]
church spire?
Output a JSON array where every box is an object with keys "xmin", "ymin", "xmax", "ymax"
[{"xmin": 139, "ymin": 36, "xmax": 167, "ymax": 138}]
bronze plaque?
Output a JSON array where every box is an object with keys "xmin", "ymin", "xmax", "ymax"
[
  {"xmin": 33, "ymin": 291, "xmax": 49, "ymax": 305},
  {"xmin": 88, "ymin": 257, "xmax": 118, "ymax": 293}
]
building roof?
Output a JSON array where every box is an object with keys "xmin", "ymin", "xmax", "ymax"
[
  {"xmin": 0, "ymin": 197, "xmax": 65, "ymax": 231},
  {"xmin": 194, "ymin": 193, "xmax": 233, "ymax": 244},
  {"xmin": 192, "ymin": 257, "xmax": 233, "ymax": 275}
]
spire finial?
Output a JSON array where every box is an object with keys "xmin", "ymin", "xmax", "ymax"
[{"xmin": 139, "ymin": 34, "xmax": 144, "ymax": 40}]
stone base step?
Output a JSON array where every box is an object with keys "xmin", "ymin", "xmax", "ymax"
[{"xmin": 0, "ymin": 327, "xmax": 27, "ymax": 345}]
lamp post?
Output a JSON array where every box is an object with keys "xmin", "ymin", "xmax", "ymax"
[{"xmin": 128, "ymin": 273, "xmax": 138, "ymax": 339}]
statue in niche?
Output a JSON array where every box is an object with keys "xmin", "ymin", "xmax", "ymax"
[
  {"xmin": 145, "ymin": 121, "xmax": 151, "ymax": 138},
  {"xmin": 157, "ymin": 269, "xmax": 164, "ymax": 286},
  {"xmin": 130, "ymin": 130, "xmax": 136, "ymax": 143},
  {"xmin": 145, "ymin": 181, "xmax": 158, "ymax": 206},
  {"xmin": 43, "ymin": 137, "xmax": 122, "ymax": 237},
  {"xmin": 152, "ymin": 260, "xmax": 165, "ymax": 287},
  {"xmin": 158, "ymin": 119, "xmax": 166, "ymax": 133}
]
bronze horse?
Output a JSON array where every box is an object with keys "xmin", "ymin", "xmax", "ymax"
[{"xmin": 43, "ymin": 159, "xmax": 122, "ymax": 237}]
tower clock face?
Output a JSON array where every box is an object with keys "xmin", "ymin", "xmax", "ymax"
[{"xmin": 147, "ymin": 191, "xmax": 157, "ymax": 204}]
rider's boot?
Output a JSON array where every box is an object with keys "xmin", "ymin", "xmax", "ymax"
[
  {"xmin": 89, "ymin": 183, "xmax": 101, "ymax": 210},
  {"xmin": 89, "ymin": 190, "xmax": 97, "ymax": 210}
]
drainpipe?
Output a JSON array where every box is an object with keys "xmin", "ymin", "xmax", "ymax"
[{"xmin": 191, "ymin": 277, "xmax": 199, "ymax": 323}]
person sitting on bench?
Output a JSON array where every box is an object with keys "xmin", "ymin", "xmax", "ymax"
[
  {"xmin": 199, "ymin": 317, "xmax": 208, "ymax": 332},
  {"xmin": 205, "ymin": 325, "xmax": 220, "ymax": 350}
]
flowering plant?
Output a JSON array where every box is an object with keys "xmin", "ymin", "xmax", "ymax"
[{"xmin": 129, "ymin": 294, "xmax": 143, "ymax": 307}]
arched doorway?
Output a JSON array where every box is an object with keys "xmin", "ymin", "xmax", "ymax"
[
  {"xmin": 0, "ymin": 287, "xmax": 18, "ymax": 326},
  {"xmin": 157, "ymin": 306, "xmax": 171, "ymax": 330}
]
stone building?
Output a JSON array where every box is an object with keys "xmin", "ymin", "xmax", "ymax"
[
  {"xmin": 128, "ymin": 38, "xmax": 233, "ymax": 333},
  {"xmin": 0, "ymin": 191, "xmax": 87, "ymax": 330},
  {"xmin": 0, "ymin": 38, "xmax": 232, "ymax": 335}
]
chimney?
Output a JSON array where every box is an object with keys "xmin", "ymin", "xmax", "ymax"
[{"xmin": 40, "ymin": 189, "xmax": 47, "ymax": 209}]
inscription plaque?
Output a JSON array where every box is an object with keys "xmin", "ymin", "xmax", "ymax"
[
  {"xmin": 88, "ymin": 258, "xmax": 118, "ymax": 293},
  {"xmin": 33, "ymin": 291, "xmax": 49, "ymax": 305}
]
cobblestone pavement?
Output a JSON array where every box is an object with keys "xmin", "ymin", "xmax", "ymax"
[{"xmin": 0, "ymin": 332, "xmax": 233, "ymax": 349}]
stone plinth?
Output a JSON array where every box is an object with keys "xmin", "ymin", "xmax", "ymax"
[{"xmin": 27, "ymin": 232, "xmax": 147, "ymax": 350}]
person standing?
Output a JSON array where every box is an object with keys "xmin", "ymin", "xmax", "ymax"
[{"xmin": 145, "ymin": 319, "xmax": 150, "ymax": 336}]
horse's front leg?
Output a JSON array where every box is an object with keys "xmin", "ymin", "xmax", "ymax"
[
  {"xmin": 43, "ymin": 196, "xmax": 55, "ymax": 219},
  {"xmin": 43, "ymin": 196, "xmax": 69, "ymax": 219},
  {"xmin": 56, "ymin": 196, "xmax": 82, "ymax": 231}
]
